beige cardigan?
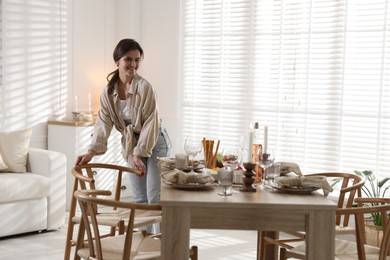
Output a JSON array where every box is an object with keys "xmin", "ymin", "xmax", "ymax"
[{"xmin": 89, "ymin": 74, "xmax": 160, "ymax": 162}]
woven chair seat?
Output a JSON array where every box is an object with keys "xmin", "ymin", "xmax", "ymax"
[
  {"xmin": 77, "ymin": 231, "xmax": 161, "ymax": 260},
  {"xmin": 72, "ymin": 208, "xmax": 162, "ymax": 228}
]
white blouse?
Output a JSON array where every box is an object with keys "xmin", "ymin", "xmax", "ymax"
[{"xmin": 118, "ymin": 98, "xmax": 131, "ymax": 125}]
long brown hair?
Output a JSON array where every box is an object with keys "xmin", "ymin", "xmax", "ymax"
[{"xmin": 106, "ymin": 39, "xmax": 144, "ymax": 94}]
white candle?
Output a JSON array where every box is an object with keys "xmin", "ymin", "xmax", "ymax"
[
  {"xmin": 248, "ymin": 129, "xmax": 253, "ymax": 162},
  {"xmin": 264, "ymin": 122, "xmax": 268, "ymax": 154},
  {"xmin": 88, "ymin": 93, "xmax": 92, "ymax": 112},
  {"xmin": 74, "ymin": 96, "xmax": 78, "ymax": 112}
]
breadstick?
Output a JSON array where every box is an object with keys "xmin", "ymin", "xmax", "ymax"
[
  {"xmin": 212, "ymin": 140, "xmax": 220, "ymax": 167},
  {"xmin": 208, "ymin": 140, "xmax": 214, "ymax": 168}
]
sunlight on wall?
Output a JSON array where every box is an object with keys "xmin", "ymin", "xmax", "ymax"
[
  {"xmin": 0, "ymin": 0, "xmax": 68, "ymax": 133},
  {"xmin": 49, "ymin": 151, "xmax": 66, "ymax": 228}
]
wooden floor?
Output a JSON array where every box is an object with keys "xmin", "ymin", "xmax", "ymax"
[{"xmin": 0, "ymin": 216, "xmax": 258, "ymax": 260}]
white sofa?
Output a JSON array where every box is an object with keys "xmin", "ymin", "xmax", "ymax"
[{"xmin": 0, "ymin": 148, "xmax": 66, "ymax": 237}]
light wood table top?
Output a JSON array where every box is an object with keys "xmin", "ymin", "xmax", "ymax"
[{"xmin": 160, "ymin": 183, "xmax": 336, "ymax": 260}]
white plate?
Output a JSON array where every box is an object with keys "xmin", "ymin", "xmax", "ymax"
[
  {"xmin": 271, "ymin": 184, "xmax": 319, "ymax": 194},
  {"xmin": 164, "ymin": 181, "xmax": 214, "ymax": 191}
]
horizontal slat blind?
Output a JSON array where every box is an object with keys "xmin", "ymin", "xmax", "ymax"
[
  {"xmin": 180, "ymin": 0, "xmax": 390, "ymax": 175},
  {"xmin": 0, "ymin": 0, "xmax": 2, "ymax": 86},
  {"xmin": 0, "ymin": 0, "xmax": 67, "ymax": 129}
]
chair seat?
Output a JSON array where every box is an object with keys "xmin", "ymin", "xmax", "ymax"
[
  {"xmin": 289, "ymin": 238, "xmax": 382, "ymax": 257},
  {"xmin": 77, "ymin": 231, "xmax": 161, "ymax": 260},
  {"xmin": 336, "ymin": 255, "xmax": 390, "ymax": 260},
  {"xmin": 336, "ymin": 225, "xmax": 355, "ymax": 235},
  {"xmin": 72, "ymin": 208, "xmax": 162, "ymax": 228}
]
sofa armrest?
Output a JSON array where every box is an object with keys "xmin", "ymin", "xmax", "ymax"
[
  {"xmin": 27, "ymin": 148, "xmax": 65, "ymax": 177},
  {"xmin": 27, "ymin": 148, "xmax": 67, "ymax": 229}
]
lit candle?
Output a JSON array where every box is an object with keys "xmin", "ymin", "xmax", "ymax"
[
  {"xmin": 74, "ymin": 96, "xmax": 78, "ymax": 112},
  {"xmin": 88, "ymin": 93, "xmax": 92, "ymax": 112},
  {"xmin": 248, "ymin": 128, "xmax": 253, "ymax": 162},
  {"xmin": 264, "ymin": 121, "xmax": 268, "ymax": 154}
]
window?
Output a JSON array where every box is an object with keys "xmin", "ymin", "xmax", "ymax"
[
  {"xmin": 0, "ymin": 0, "xmax": 2, "ymax": 86},
  {"xmin": 180, "ymin": 0, "xmax": 390, "ymax": 175},
  {"xmin": 0, "ymin": 0, "xmax": 67, "ymax": 129}
]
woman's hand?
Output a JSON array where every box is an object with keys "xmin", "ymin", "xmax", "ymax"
[
  {"xmin": 75, "ymin": 150, "xmax": 96, "ymax": 165},
  {"xmin": 133, "ymin": 155, "xmax": 146, "ymax": 173}
]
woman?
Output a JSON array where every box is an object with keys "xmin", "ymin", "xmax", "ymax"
[{"xmin": 76, "ymin": 38, "xmax": 171, "ymax": 206}]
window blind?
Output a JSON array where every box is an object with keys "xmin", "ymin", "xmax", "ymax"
[
  {"xmin": 0, "ymin": 0, "xmax": 2, "ymax": 86},
  {"xmin": 0, "ymin": 0, "xmax": 67, "ymax": 128},
  {"xmin": 180, "ymin": 0, "xmax": 390, "ymax": 175}
]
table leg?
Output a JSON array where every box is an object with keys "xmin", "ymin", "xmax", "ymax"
[
  {"xmin": 306, "ymin": 210, "xmax": 335, "ymax": 260},
  {"xmin": 258, "ymin": 230, "xmax": 279, "ymax": 260},
  {"xmin": 161, "ymin": 207, "xmax": 191, "ymax": 260}
]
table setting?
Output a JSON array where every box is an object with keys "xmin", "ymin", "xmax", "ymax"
[
  {"xmin": 270, "ymin": 175, "xmax": 334, "ymax": 195},
  {"xmin": 158, "ymin": 122, "xmax": 334, "ymax": 198},
  {"xmin": 159, "ymin": 124, "xmax": 337, "ymax": 260},
  {"xmin": 160, "ymin": 168, "xmax": 215, "ymax": 190}
]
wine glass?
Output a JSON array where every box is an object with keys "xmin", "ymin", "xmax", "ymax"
[
  {"xmin": 257, "ymin": 149, "xmax": 275, "ymax": 189},
  {"xmin": 184, "ymin": 138, "xmax": 202, "ymax": 173},
  {"xmin": 239, "ymin": 135, "xmax": 249, "ymax": 161},
  {"xmin": 222, "ymin": 148, "xmax": 241, "ymax": 170}
]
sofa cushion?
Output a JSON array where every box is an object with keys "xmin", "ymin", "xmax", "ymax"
[
  {"xmin": 0, "ymin": 128, "xmax": 32, "ymax": 173},
  {"xmin": 0, "ymin": 153, "xmax": 7, "ymax": 170},
  {"xmin": 0, "ymin": 173, "xmax": 50, "ymax": 203}
]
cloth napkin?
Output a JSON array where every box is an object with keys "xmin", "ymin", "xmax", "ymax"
[
  {"xmin": 161, "ymin": 169, "xmax": 215, "ymax": 184},
  {"xmin": 279, "ymin": 162, "xmax": 302, "ymax": 176},
  {"xmin": 275, "ymin": 176, "xmax": 334, "ymax": 196},
  {"xmin": 157, "ymin": 157, "xmax": 176, "ymax": 172},
  {"xmin": 157, "ymin": 157, "xmax": 201, "ymax": 172}
]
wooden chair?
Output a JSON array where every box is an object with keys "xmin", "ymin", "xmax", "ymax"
[
  {"xmin": 74, "ymin": 189, "xmax": 198, "ymax": 260},
  {"xmin": 64, "ymin": 163, "xmax": 163, "ymax": 260},
  {"xmin": 258, "ymin": 172, "xmax": 364, "ymax": 260},
  {"xmin": 73, "ymin": 189, "xmax": 161, "ymax": 259},
  {"xmin": 280, "ymin": 197, "xmax": 390, "ymax": 260}
]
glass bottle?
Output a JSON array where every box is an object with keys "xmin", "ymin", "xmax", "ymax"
[{"xmin": 252, "ymin": 122, "xmax": 263, "ymax": 182}]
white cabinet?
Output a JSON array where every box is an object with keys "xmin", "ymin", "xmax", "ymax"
[{"xmin": 48, "ymin": 120, "xmax": 132, "ymax": 210}]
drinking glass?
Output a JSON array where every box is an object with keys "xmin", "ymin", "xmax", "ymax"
[
  {"xmin": 257, "ymin": 149, "xmax": 275, "ymax": 189},
  {"xmin": 265, "ymin": 161, "xmax": 281, "ymax": 186},
  {"xmin": 222, "ymin": 148, "xmax": 241, "ymax": 170},
  {"xmin": 175, "ymin": 153, "xmax": 189, "ymax": 170},
  {"xmin": 217, "ymin": 168, "xmax": 234, "ymax": 196},
  {"xmin": 184, "ymin": 138, "xmax": 202, "ymax": 173}
]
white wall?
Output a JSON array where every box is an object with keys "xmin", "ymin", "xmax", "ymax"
[
  {"xmin": 71, "ymin": 0, "xmax": 109, "ymax": 113},
  {"xmin": 139, "ymin": 0, "xmax": 183, "ymax": 153},
  {"xmin": 71, "ymin": 0, "xmax": 143, "ymax": 114}
]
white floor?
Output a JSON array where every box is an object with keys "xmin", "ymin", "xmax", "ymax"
[{"xmin": 0, "ymin": 220, "xmax": 258, "ymax": 260}]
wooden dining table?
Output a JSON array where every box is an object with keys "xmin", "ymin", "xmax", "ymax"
[{"xmin": 160, "ymin": 182, "xmax": 337, "ymax": 260}]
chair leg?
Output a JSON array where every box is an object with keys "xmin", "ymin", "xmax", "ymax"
[
  {"xmin": 258, "ymin": 230, "xmax": 279, "ymax": 260},
  {"xmin": 64, "ymin": 180, "xmax": 78, "ymax": 260},
  {"xmin": 190, "ymin": 245, "xmax": 198, "ymax": 260},
  {"xmin": 64, "ymin": 217, "xmax": 74, "ymax": 260},
  {"xmin": 117, "ymin": 220, "xmax": 125, "ymax": 235},
  {"xmin": 73, "ymin": 220, "xmax": 85, "ymax": 260},
  {"xmin": 280, "ymin": 248, "xmax": 287, "ymax": 260},
  {"xmin": 110, "ymin": 226, "xmax": 116, "ymax": 236},
  {"xmin": 257, "ymin": 230, "xmax": 263, "ymax": 260}
]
